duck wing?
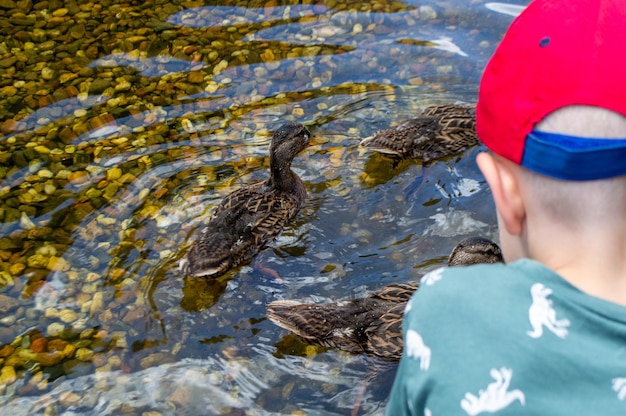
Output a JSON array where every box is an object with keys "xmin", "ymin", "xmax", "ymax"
[
  {"xmin": 181, "ymin": 182, "xmax": 303, "ymax": 277},
  {"xmin": 363, "ymin": 302, "xmax": 406, "ymax": 361},
  {"xmin": 423, "ymin": 109, "xmax": 478, "ymax": 160},
  {"xmin": 267, "ymin": 297, "xmax": 391, "ymax": 355},
  {"xmin": 267, "ymin": 284, "xmax": 417, "ymax": 360},
  {"xmin": 267, "ymin": 283, "xmax": 417, "ymax": 360},
  {"xmin": 360, "ymin": 103, "xmax": 478, "ymax": 161},
  {"xmin": 360, "ymin": 117, "xmax": 442, "ymax": 160},
  {"xmin": 369, "ymin": 282, "xmax": 418, "ymax": 303},
  {"xmin": 420, "ymin": 103, "xmax": 475, "ymax": 117},
  {"xmin": 216, "ymin": 182, "xmax": 304, "ymax": 248}
]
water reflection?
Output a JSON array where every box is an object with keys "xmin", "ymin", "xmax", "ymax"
[
  {"xmin": 167, "ymin": 5, "xmax": 331, "ymax": 28},
  {"xmin": 0, "ymin": 344, "xmax": 389, "ymax": 415},
  {"xmin": 0, "ymin": 0, "xmax": 525, "ymax": 414},
  {"xmin": 90, "ymin": 53, "xmax": 207, "ymax": 77}
]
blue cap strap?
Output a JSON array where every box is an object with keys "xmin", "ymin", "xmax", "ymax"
[{"xmin": 521, "ymin": 129, "xmax": 626, "ymax": 180}]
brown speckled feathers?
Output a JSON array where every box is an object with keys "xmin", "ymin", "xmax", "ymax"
[
  {"xmin": 266, "ymin": 237, "xmax": 503, "ymax": 361},
  {"xmin": 180, "ymin": 122, "xmax": 310, "ymax": 278},
  {"xmin": 360, "ymin": 104, "xmax": 477, "ymax": 162}
]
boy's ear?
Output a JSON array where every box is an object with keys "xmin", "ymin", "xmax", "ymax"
[{"xmin": 476, "ymin": 152, "xmax": 525, "ymax": 236}]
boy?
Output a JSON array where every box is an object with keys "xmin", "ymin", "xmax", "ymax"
[{"xmin": 387, "ymin": 0, "xmax": 626, "ymax": 414}]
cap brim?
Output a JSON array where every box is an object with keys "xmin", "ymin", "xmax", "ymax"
[{"xmin": 521, "ymin": 130, "xmax": 626, "ymax": 180}]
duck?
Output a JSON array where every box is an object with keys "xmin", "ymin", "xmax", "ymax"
[
  {"xmin": 179, "ymin": 122, "xmax": 311, "ymax": 278},
  {"xmin": 359, "ymin": 104, "xmax": 477, "ymax": 163},
  {"xmin": 266, "ymin": 236, "xmax": 503, "ymax": 361}
]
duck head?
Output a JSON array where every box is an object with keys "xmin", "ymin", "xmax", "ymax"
[
  {"xmin": 447, "ymin": 236, "xmax": 504, "ymax": 266},
  {"xmin": 269, "ymin": 122, "xmax": 311, "ymax": 170}
]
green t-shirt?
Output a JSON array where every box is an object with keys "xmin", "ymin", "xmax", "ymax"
[{"xmin": 386, "ymin": 259, "xmax": 626, "ymax": 415}]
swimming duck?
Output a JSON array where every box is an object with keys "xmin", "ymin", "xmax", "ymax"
[
  {"xmin": 179, "ymin": 122, "xmax": 311, "ymax": 278},
  {"xmin": 266, "ymin": 236, "xmax": 503, "ymax": 361},
  {"xmin": 360, "ymin": 104, "xmax": 477, "ymax": 163}
]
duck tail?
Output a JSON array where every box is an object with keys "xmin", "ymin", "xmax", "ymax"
[
  {"xmin": 267, "ymin": 300, "xmax": 348, "ymax": 346},
  {"xmin": 267, "ymin": 300, "xmax": 320, "ymax": 335}
]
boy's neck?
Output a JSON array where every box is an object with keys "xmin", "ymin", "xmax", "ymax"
[{"xmin": 531, "ymin": 230, "xmax": 626, "ymax": 306}]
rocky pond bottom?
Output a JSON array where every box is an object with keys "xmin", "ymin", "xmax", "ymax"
[{"xmin": 0, "ymin": 0, "xmax": 521, "ymax": 414}]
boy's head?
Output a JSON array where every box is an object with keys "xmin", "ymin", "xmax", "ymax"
[
  {"xmin": 476, "ymin": 0, "xmax": 626, "ymax": 181},
  {"xmin": 474, "ymin": 0, "xmax": 626, "ymax": 263}
]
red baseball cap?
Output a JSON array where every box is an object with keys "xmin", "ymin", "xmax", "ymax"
[{"xmin": 477, "ymin": 0, "xmax": 626, "ymax": 180}]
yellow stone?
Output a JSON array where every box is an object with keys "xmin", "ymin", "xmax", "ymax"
[
  {"xmin": 127, "ymin": 49, "xmax": 140, "ymax": 60},
  {"xmin": 44, "ymin": 308, "xmax": 59, "ymax": 319},
  {"xmin": 96, "ymin": 215, "xmax": 116, "ymax": 226},
  {"xmin": 89, "ymin": 292, "xmax": 104, "ymax": 315},
  {"xmin": 118, "ymin": 172, "xmax": 136, "ymax": 184},
  {"xmin": 37, "ymin": 244, "xmax": 57, "ymax": 256},
  {"xmin": 261, "ymin": 49, "xmax": 275, "ymax": 61},
  {"xmin": 56, "ymin": 169, "xmax": 69, "ymax": 179},
  {"xmin": 52, "ymin": 8, "xmax": 69, "ymax": 17},
  {"xmin": 82, "ymin": 283, "xmax": 98, "ymax": 294},
  {"xmin": 0, "ymin": 366, "xmax": 16, "ymax": 385},
  {"xmin": 47, "ymin": 256, "xmax": 70, "ymax": 272},
  {"xmin": 74, "ymin": 109, "xmax": 87, "ymax": 118},
  {"xmin": 20, "ymin": 212, "xmax": 36, "ymax": 229},
  {"xmin": 27, "ymin": 253, "xmax": 49, "ymax": 268},
  {"xmin": 59, "ymin": 309, "xmax": 77, "ymax": 323},
  {"xmin": 181, "ymin": 119, "xmax": 195, "ymax": 133},
  {"xmin": 30, "ymin": 371, "xmax": 44, "ymax": 384},
  {"xmin": 44, "ymin": 183, "xmax": 56, "ymax": 195},
  {"xmin": 126, "ymin": 36, "xmax": 146, "ymax": 43},
  {"xmin": 8, "ymin": 263, "xmax": 25, "ymax": 276},
  {"xmin": 213, "ymin": 59, "xmax": 228, "ymax": 74},
  {"xmin": 34, "ymin": 145, "xmax": 51, "ymax": 154},
  {"xmin": 188, "ymin": 71, "xmax": 204, "ymax": 84},
  {"xmin": 18, "ymin": 349, "xmax": 38, "ymax": 362},
  {"xmin": 109, "ymin": 267, "xmax": 126, "ymax": 281},
  {"xmin": 47, "ymin": 322, "xmax": 65, "ymax": 337},
  {"xmin": 68, "ymin": 171, "xmax": 89, "ymax": 185},
  {"xmin": 75, "ymin": 348, "xmax": 94, "ymax": 361},
  {"xmin": 111, "ymin": 137, "xmax": 128, "ymax": 145},
  {"xmin": 204, "ymin": 81, "xmax": 220, "ymax": 93},
  {"xmin": 106, "ymin": 166, "xmax": 122, "ymax": 181},
  {"xmin": 59, "ymin": 73, "xmax": 78, "ymax": 83},
  {"xmin": 63, "ymin": 343, "xmax": 76, "ymax": 358},
  {"xmin": 85, "ymin": 272, "xmax": 101, "ymax": 283}
]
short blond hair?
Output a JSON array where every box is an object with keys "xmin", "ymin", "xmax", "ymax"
[{"xmin": 535, "ymin": 105, "xmax": 626, "ymax": 138}]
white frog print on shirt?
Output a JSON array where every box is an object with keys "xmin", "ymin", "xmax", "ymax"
[
  {"xmin": 460, "ymin": 367, "xmax": 525, "ymax": 415},
  {"xmin": 421, "ymin": 267, "xmax": 445, "ymax": 286},
  {"xmin": 612, "ymin": 378, "xmax": 626, "ymax": 400},
  {"xmin": 405, "ymin": 329, "xmax": 431, "ymax": 370},
  {"xmin": 527, "ymin": 282, "xmax": 570, "ymax": 339}
]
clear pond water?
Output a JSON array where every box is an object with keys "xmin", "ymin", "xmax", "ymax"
[{"xmin": 0, "ymin": 0, "xmax": 526, "ymax": 414}]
